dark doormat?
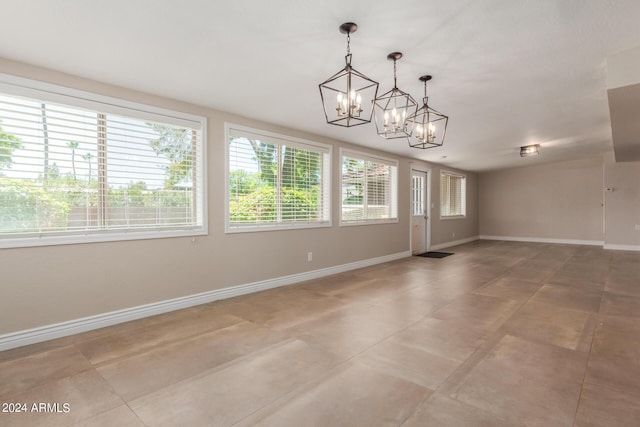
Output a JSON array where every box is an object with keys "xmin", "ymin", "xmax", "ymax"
[{"xmin": 415, "ymin": 251, "xmax": 454, "ymax": 258}]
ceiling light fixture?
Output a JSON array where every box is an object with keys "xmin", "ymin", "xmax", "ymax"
[
  {"xmin": 373, "ymin": 52, "xmax": 417, "ymax": 139},
  {"xmin": 520, "ymin": 144, "xmax": 540, "ymax": 157},
  {"xmin": 319, "ymin": 22, "xmax": 379, "ymax": 127},
  {"xmin": 406, "ymin": 75, "xmax": 448, "ymax": 149}
]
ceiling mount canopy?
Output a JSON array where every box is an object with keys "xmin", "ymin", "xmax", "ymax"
[
  {"xmin": 373, "ymin": 52, "xmax": 418, "ymax": 140},
  {"xmin": 319, "ymin": 22, "xmax": 379, "ymax": 127},
  {"xmin": 339, "ymin": 22, "xmax": 357, "ymax": 34},
  {"xmin": 407, "ymin": 75, "xmax": 449, "ymax": 149}
]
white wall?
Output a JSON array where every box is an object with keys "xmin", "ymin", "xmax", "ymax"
[
  {"xmin": 479, "ymin": 153, "xmax": 640, "ymax": 249},
  {"xmin": 479, "ymin": 156, "xmax": 605, "ymax": 244}
]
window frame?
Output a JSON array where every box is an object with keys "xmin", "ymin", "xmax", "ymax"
[
  {"xmin": 225, "ymin": 123, "xmax": 332, "ymax": 233},
  {"xmin": 0, "ymin": 73, "xmax": 208, "ymax": 249},
  {"xmin": 440, "ymin": 170, "xmax": 466, "ymax": 219},
  {"xmin": 339, "ymin": 148, "xmax": 399, "ymax": 226}
]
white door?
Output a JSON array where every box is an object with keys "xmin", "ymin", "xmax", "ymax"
[{"xmin": 411, "ymin": 170, "xmax": 429, "ymax": 254}]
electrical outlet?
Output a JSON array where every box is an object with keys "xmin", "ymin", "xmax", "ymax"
[
  {"xmin": 452, "ymin": 232, "xmax": 456, "ymax": 238},
  {"xmin": 307, "ymin": 252, "xmax": 313, "ymax": 262}
]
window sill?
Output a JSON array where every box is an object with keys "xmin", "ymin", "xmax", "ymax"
[
  {"xmin": 439, "ymin": 215, "xmax": 467, "ymax": 220},
  {"xmin": 339, "ymin": 218, "xmax": 399, "ymax": 227},
  {"xmin": 0, "ymin": 227, "xmax": 208, "ymax": 249},
  {"xmin": 225, "ymin": 221, "xmax": 331, "ymax": 234}
]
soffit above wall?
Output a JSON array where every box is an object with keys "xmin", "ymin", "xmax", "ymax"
[
  {"xmin": 607, "ymin": 46, "xmax": 640, "ymax": 162},
  {"xmin": 608, "ymin": 83, "xmax": 640, "ymax": 162}
]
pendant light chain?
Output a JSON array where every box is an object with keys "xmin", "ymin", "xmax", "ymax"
[
  {"xmin": 393, "ymin": 58, "xmax": 398, "ymax": 88},
  {"xmin": 422, "ymin": 78, "xmax": 429, "ymax": 105}
]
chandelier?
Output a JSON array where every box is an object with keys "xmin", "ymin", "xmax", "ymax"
[
  {"xmin": 319, "ymin": 23, "xmax": 379, "ymax": 127},
  {"xmin": 406, "ymin": 75, "xmax": 449, "ymax": 149},
  {"xmin": 373, "ymin": 52, "xmax": 418, "ymax": 140}
]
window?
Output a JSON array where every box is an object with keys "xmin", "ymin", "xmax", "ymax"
[
  {"xmin": 226, "ymin": 124, "xmax": 331, "ymax": 232},
  {"xmin": 341, "ymin": 149, "xmax": 398, "ymax": 225},
  {"xmin": 0, "ymin": 74, "xmax": 206, "ymax": 248},
  {"xmin": 412, "ymin": 174, "xmax": 424, "ymax": 216},
  {"xmin": 440, "ymin": 171, "xmax": 466, "ymax": 218}
]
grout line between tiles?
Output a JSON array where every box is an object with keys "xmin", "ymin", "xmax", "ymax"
[{"xmin": 571, "ymin": 257, "xmax": 611, "ymax": 425}]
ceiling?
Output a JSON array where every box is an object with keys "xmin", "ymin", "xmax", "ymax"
[{"xmin": 2, "ymin": 0, "xmax": 640, "ymax": 172}]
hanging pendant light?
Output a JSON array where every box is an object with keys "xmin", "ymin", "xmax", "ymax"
[
  {"xmin": 373, "ymin": 52, "xmax": 418, "ymax": 140},
  {"xmin": 319, "ymin": 22, "xmax": 379, "ymax": 127},
  {"xmin": 407, "ymin": 75, "xmax": 448, "ymax": 149}
]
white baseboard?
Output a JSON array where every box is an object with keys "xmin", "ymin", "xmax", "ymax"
[
  {"xmin": 0, "ymin": 251, "xmax": 411, "ymax": 352},
  {"xmin": 430, "ymin": 236, "xmax": 479, "ymax": 251},
  {"xmin": 479, "ymin": 235, "xmax": 604, "ymax": 247},
  {"xmin": 603, "ymin": 243, "xmax": 640, "ymax": 251}
]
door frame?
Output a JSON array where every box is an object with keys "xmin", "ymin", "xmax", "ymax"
[{"xmin": 410, "ymin": 167, "xmax": 431, "ymax": 254}]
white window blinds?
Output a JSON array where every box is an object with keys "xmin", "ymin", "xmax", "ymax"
[
  {"xmin": 440, "ymin": 171, "xmax": 466, "ymax": 218},
  {"xmin": 341, "ymin": 150, "xmax": 398, "ymax": 224},
  {"xmin": 226, "ymin": 124, "xmax": 331, "ymax": 232},
  {"xmin": 0, "ymin": 75, "xmax": 206, "ymax": 247}
]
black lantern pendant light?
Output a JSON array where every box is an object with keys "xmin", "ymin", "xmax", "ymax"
[
  {"xmin": 319, "ymin": 22, "xmax": 379, "ymax": 127},
  {"xmin": 373, "ymin": 52, "xmax": 418, "ymax": 140},
  {"xmin": 407, "ymin": 75, "xmax": 449, "ymax": 149}
]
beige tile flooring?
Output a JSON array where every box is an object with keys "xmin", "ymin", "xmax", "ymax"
[{"xmin": 1, "ymin": 240, "xmax": 639, "ymax": 426}]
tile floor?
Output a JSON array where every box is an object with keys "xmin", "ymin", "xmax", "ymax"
[{"xmin": 0, "ymin": 240, "xmax": 639, "ymax": 426}]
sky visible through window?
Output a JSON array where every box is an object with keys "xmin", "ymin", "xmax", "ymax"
[
  {"xmin": 0, "ymin": 94, "xmax": 171, "ymax": 189},
  {"xmin": 228, "ymin": 136, "xmax": 259, "ymax": 174}
]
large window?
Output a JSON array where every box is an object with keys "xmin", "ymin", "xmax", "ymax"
[
  {"xmin": 440, "ymin": 171, "xmax": 466, "ymax": 218},
  {"xmin": 226, "ymin": 124, "xmax": 331, "ymax": 232},
  {"xmin": 0, "ymin": 75, "xmax": 206, "ymax": 248},
  {"xmin": 341, "ymin": 149, "xmax": 398, "ymax": 225}
]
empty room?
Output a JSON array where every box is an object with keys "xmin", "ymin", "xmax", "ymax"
[{"xmin": 1, "ymin": 1, "xmax": 639, "ymax": 426}]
